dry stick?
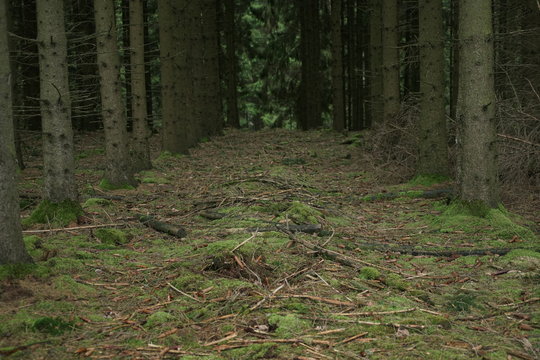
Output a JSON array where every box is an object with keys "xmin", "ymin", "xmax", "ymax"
[
  {"xmin": 203, "ymin": 332, "xmax": 238, "ymax": 346},
  {"xmin": 278, "ymin": 294, "xmax": 355, "ymax": 307},
  {"xmin": 167, "ymin": 282, "xmax": 203, "ymax": 303},
  {"xmin": 334, "ymin": 308, "xmax": 416, "ymax": 317},
  {"xmin": 250, "ymin": 283, "xmax": 285, "ymax": 311},
  {"xmin": 22, "ymin": 223, "xmax": 126, "ymax": 234},
  {"xmin": 288, "ymin": 231, "xmax": 408, "ymax": 276},
  {"xmin": 231, "ymin": 230, "xmax": 259, "ymax": 252},
  {"xmin": 335, "ymin": 332, "xmax": 368, "ymax": 345},
  {"xmin": 497, "ymin": 133, "xmax": 540, "ymax": 148}
]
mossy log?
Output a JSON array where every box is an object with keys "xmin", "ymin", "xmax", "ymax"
[
  {"xmin": 138, "ymin": 215, "xmax": 187, "ymax": 238},
  {"xmin": 361, "ymin": 188, "xmax": 454, "ymax": 202}
]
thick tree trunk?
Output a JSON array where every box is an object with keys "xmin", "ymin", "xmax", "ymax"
[
  {"xmin": 0, "ymin": 0, "xmax": 32, "ymax": 264},
  {"xmin": 298, "ymin": 0, "xmax": 322, "ymax": 130},
  {"xmin": 94, "ymin": 0, "xmax": 136, "ymax": 187},
  {"xmin": 331, "ymin": 0, "xmax": 345, "ymax": 131},
  {"xmin": 68, "ymin": 0, "xmax": 101, "ymax": 131},
  {"xmin": 224, "ymin": 0, "xmax": 240, "ymax": 128},
  {"xmin": 158, "ymin": 0, "xmax": 179, "ymax": 153},
  {"xmin": 381, "ymin": 0, "xmax": 400, "ymax": 122},
  {"xmin": 37, "ymin": 0, "xmax": 78, "ymax": 202},
  {"xmin": 201, "ymin": 0, "xmax": 223, "ymax": 136},
  {"xmin": 457, "ymin": 0, "xmax": 499, "ymax": 207},
  {"xmin": 129, "ymin": 0, "xmax": 151, "ymax": 171},
  {"xmin": 416, "ymin": 0, "xmax": 449, "ymax": 177},
  {"xmin": 369, "ymin": 0, "xmax": 382, "ymax": 126}
]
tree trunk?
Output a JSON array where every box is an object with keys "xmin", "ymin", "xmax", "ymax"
[
  {"xmin": 381, "ymin": 0, "xmax": 400, "ymax": 122},
  {"xmin": 0, "ymin": 0, "xmax": 32, "ymax": 264},
  {"xmin": 68, "ymin": 0, "xmax": 101, "ymax": 131},
  {"xmin": 37, "ymin": 0, "xmax": 79, "ymax": 202},
  {"xmin": 331, "ymin": 0, "xmax": 345, "ymax": 131},
  {"xmin": 369, "ymin": 0, "xmax": 382, "ymax": 125},
  {"xmin": 129, "ymin": 0, "xmax": 152, "ymax": 171},
  {"xmin": 224, "ymin": 0, "xmax": 240, "ymax": 128},
  {"xmin": 94, "ymin": 0, "xmax": 136, "ymax": 187},
  {"xmin": 416, "ymin": 0, "xmax": 449, "ymax": 177},
  {"xmin": 298, "ymin": 0, "xmax": 322, "ymax": 130},
  {"xmin": 158, "ymin": 0, "xmax": 179, "ymax": 153},
  {"xmin": 450, "ymin": 0, "xmax": 459, "ymax": 120},
  {"xmin": 457, "ymin": 0, "xmax": 499, "ymax": 207},
  {"xmin": 201, "ymin": 0, "xmax": 223, "ymax": 136}
]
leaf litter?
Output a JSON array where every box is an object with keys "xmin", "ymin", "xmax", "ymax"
[{"xmin": 1, "ymin": 129, "xmax": 539, "ymax": 359}]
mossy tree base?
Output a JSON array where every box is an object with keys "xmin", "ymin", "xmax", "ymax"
[
  {"xmin": 99, "ymin": 178, "xmax": 136, "ymax": 191},
  {"xmin": 23, "ymin": 200, "xmax": 83, "ymax": 227}
]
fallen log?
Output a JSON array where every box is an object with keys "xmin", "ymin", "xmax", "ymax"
[
  {"xmin": 138, "ymin": 215, "xmax": 187, "ymax": 238},
  {"xmin": 361, "ymin": 189, "xmax": 454, "ymax": 202}
]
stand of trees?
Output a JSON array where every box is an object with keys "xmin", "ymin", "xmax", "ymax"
[{"xmin": 0, "ymin": 0, "xmax": 538, "ymax": 263}]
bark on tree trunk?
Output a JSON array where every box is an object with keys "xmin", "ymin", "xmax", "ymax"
[
  {"xmin": 457, "ymin": 0, "xmax": 499, "ymax": 207},
  {"xmin": 201, "ymin": 0, "xmax": 223, "ymax": 136},
  {"xmin": 129, "ymin": 0, "xmax": 152, "ymax": 171},
  {"xmin": 298, "ymin": 0, "xmax": 322, "ymax": 130},
  {"xmin": 369, "ymin": 0, "xmax": 383, "ymax": 125},
  {"xmin": 381, "ymin": 0, "xmax": 400, "ymax": 123},
  {"xmin": 37, "ymin": 0, "xmax": 79, "ymax": 202},
  {"xmin": 331, "ymin": 0, "xmax": 345, "ymax": 131},
  {"xmin": 94, "ymin": 0, "xmax": 136, "ymax": 187},
  {"xmin": 0, "ymin": 0, "xmax": 32, "ymax": 264},
  {"xmin": 158, "ymin": 0, "xmax": 179, "ymax": 153},
  {"xmin": 417, "ymin": 0, "xmax": 449, "ymax": 177},
  {"xmin": 224, "ymin": 0, "xmax": 240, "ymax": 128}
]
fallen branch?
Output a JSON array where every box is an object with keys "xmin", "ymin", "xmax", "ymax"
[
  {"xmin": 138, "ymin": 215, "xmax": 187, "ymax": 238},
  {"xmin": 278, "ymin": 294, "xmax": 355, "ymax": 307},
  {"xmin": 22, "ymin": 223, "xmax": 126, "ymax": 234},
  {"xmin": 227, "ymin": 223, "xmax": 322, "ymax": 235},
  {"xmin": 361, "ymin": 189, "xmax": 454, "ymax": 202}
]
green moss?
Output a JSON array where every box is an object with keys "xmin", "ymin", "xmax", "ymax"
[
  {"xmin": 32, "ymin": 317, "xmax": 75, "ymax": 335},
  {"xmin": 282, "ymin": 201, "xmax": 322, "ymax": 224},
  {"xmin": 94, "ymin": 228, "xmax": 128, "ymax": 245},
  {"xmin": 23, "ymin": 199, "xmax": 83, "ymax": 227},
  {"xmin": 0, "ymin": 263, "xmax": 51, "ymax": 281},
  {"xmin": 83, "ymin": 198, "xmax": 113, "ymax": 208},
  {"xmin": 358, "ymin": 267, "xmax": 381, "ymax": 280},
  {"xmin": 282, "ymin": 300, "xmax": 311, "ymax": 314},
  {"xmin": 53, "ymin": 275, "xmax": 96, "ymax": 295},
  {"xmin": 171, "ymin": 273, "xmax": 206, "ymax": 291},
  {"xmin": 503, "ymin": 249, "xmax": 540, "ymax": 260},
  {"xmin": 76, "ymin": 148, "xmax": 104, "ymax": 160},
  {"xmin": 145, "ymin": 311, "xmax": 174, "ymax": 328},
  {"xmin": 268, "ymin": 314, "xmax": 311, "ymax": 338},
  {"xmin": 156, "ymin": 151, "xmax": 184, "ymax": 162},
  {"xmin": 99, "ymin": 178, "xmax": 136, "ymax": 191},
  {"xmin": 45, "ymin": 257, "xmax": 85, "ymax": 273},
  {"xmin": 429, "ymin": 202, "xmax": 537, "ymax": 241},
  {"xmin": 383, "ymin": 273, "xmax": 408, "ymax": 291},
  {"xmin": 226, "ymin": 344, "xmax": 275, "ymax": 359},
  {"xmin": 408, "ymin": 174, "xmax": 450, "ymax": 186},
  {"xmin": 446, "ymin": 293, "xmax": 480, "ymax": 312}
]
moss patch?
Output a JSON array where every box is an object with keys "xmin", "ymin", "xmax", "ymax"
[
  {"xmin": 94, "ymin": 228, "xmax": 129, "ymax": 246},
  {"xmin": 145, "ymin": 311, "xmax": 174, "ymax": 328},
  {"xmin": 282, "ymin": 201, "xmax": 322, "ymax": 224},
  {"xmin": 83, "ymin": 198, "xmax": 113, "ymax": 208},
  {"xmin": 23, "ymin": 200, "xmax": 83, "ymax": 227},
  {"xmin": 408, "ymin": 174, "xmax": 450, "ymax": 186},
  {"xmin": 99, "ymin": 178, "xmax": 136, "ymax": 191},
  {"xmin": 32, "ymin": 316, "xmax": 75, "ymax": 335},
  {"xmin": 268, "ymin": 314, "xmax": 311, "ymax": 338}
]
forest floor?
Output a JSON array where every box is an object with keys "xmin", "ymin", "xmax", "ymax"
[{"xmin": 1, "ymin": 129, "xmax": 539, "ymax": 360}]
